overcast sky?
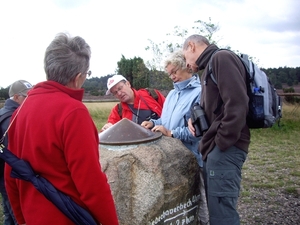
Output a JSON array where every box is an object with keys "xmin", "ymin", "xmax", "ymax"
[{"xmin": 1, "ymin": 0, "xmax": 299, "ymax": 88}]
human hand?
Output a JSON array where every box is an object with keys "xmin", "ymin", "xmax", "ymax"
[
  {"xmin": 151, "ymin": 125, "xmax": 171, "ymax": 137},
  {"xmin": 141, "ymin": 121, "xmax": 154, "ymax": 129},
  {"xmin": 188, "ymin": 118, "xmax": 196, "ymax": 136},
  {"xmin": 101, "ymin": 123, "xmax": 113, "ymax": 132}
]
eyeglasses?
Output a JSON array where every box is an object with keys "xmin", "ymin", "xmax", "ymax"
[
  {"xmin": 112, "ymin": 83, "xmax": 126, "ymax": 96},
  {"xmin": 168, "ymin": 68, "xmax": 179, "ymax": 77},
  {"xmin": 86, "ymin": 70, "xmax": 92, "ymax": 77}
]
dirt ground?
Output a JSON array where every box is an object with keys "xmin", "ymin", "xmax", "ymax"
[{"xmin": 238, "ymin": 188, "xmax": 300, "ymax": 224}]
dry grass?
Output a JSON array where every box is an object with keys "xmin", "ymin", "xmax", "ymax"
[
  {"xmin": 84, "ymin": 101, "xmax": 117, "ymax": 130},
  {"xmin": 84, "ymin": 102, "xmax": 116, "ymax": 111}
]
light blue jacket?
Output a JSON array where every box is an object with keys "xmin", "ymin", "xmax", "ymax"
[{"xmin": 151, "ymin": 75, "xmax": 203, "ymax": 167}]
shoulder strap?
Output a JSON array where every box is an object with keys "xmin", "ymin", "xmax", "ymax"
[
  {"xmin": 0, "ymin": 111, "xmax": 13, "ymax": 124},
  {"xmin": 210, "ymin": 50, "xmax": 253, "ymax": 83},
  {"xmin": 117, "ymin": 89, "xmax": 159, "ymax": 118},
  {"xmin": 207, "ymin": 49, "xmax": 226, "ymax": 114},
  {"xmin": 145, "ymin": 88, "xmax": 158, "ymax": 101},
  {"xmin": 208, "ymin": 49, "xmax": 230, "ymax": 85},
  {"xmin": 117, "ymin": 103, "xmax": 122, "ymax": 118},
  {"xmin": 210, "ymin": 72, "xmax": 217, "ymax": 85},
  {"xmin": 0, "ymin": 111, "xmax": 14, "ymax": 144}
]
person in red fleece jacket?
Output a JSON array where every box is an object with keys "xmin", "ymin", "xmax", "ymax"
[
  {"xmin": 101, "ymin": 75, "xmax": 165, "ymax": 131},
  {"xmin": 5, "ymin": 33, "xmax": 119, "ymax": 225}
]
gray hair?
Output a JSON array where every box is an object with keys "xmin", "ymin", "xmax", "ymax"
[
  {"xmin": 182, "ymin": 34, "xmax": 210, "ymax": 50},
  {"xmin": 164, "ymin": 50, "xmax": 189, "ymax": 71},
  {"xmin": 44, "ymin": 32, "xmax": 91, "ymax": 85}
]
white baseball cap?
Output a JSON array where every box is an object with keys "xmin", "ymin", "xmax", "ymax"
[{"xmin": 106, "ymin": 75, "xmax": 127, "ymax": 95}]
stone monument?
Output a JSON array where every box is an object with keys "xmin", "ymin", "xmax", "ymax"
[{"xmin": 99, "ymin": 119, "xmax": 200, "ymax": 225}]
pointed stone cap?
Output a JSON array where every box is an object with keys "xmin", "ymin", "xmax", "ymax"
[{"xmin": 99, "ymin": 118, "xmax": 162, "ymax": 145}]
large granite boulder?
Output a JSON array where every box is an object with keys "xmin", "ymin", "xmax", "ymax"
[{"xmin": 99, "ymin": 119, "xmax": 200, "ymax": 225}]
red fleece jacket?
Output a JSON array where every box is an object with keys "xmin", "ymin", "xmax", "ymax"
[{"xmin": 5, "ymin": 81, "xmax": 119, "ymax": 225}]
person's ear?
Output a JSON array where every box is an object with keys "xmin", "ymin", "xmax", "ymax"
[
  {"xmin": 74, "ymin": 73, "xmax": 81, "ymax": 88},
  {"xmin": 126, "ymin": 81, "xmax": 131, "ymax": 88},
  {"xmin": 12, "ymin": 94, "xmax": 22, "ymax": 104},
  {"xmin": 189, "ymin": 42, "xmax": 196, "ymax": 52},
  {"xmin": 12, "ymin": 94, "xmax": 18, "ymax": 101}
]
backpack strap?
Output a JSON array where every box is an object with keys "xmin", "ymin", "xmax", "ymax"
[
  {"xmin": 117, "ymin": 88, "xmax": 159, "ymax": 118},
  {"xmin": 145, "ymin": 88, "xmax": 159, "ymax": 101},
  {"xmin": 207, "ymin": 49, "xmax": 224, "ymax": 114},
  {"xmin": 207, "ymin": 49, "xmax": 222, "ymax": 86},
  {"xmin": 0, "ymin": 111, "xmax": 14, "ymax": 144},
  {"xmin": 0, "ymin": 111, "xmax": 13, "ymax": 124},
  {"xmin": 117, "ymin": 103, "xmax": 122, "ymax": 118}
]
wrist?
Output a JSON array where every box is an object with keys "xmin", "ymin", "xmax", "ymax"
[{"xmin": 149, "ymin": 120, "xmax": 154, "ymax": 128}]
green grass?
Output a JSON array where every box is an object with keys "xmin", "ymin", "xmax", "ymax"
[
  {"xmin": 240, "ymin": 104, "xmax": 300, "ymax": 220},
  {"xmin": 0, "ymin": 101, "xmax": 299, "ymax": 224},
  {"xmin": 240, "ymin": 103, "xmax": 300, "ymax": 198},
  {"xmin": 84, "ymin": 102, "xmax": 116, "ymax": 130},
  {"xmin": 88, "ymin": 108, "xmax": 113, "ymax": 130}
]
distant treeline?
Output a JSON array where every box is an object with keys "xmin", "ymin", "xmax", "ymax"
[
  {"xmin": 82, "ymin": 66, "xmax": 300, "ymax": 97},
  {"xmin": 82, "ymin": 71, "xmax": 173, "ymax": 97},
  {"xmin": 1, "ymin": 66, "xmax": 299, "ymax": 100}
]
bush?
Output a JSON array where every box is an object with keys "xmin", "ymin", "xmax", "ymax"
[{"xmin": 283, "ymin": 87, "xmax": 296, "ymax": 103}]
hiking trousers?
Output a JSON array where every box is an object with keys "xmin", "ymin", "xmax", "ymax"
[{"xmin": 203, "ymin": 145, "xmax": 247, "ymax": 225}]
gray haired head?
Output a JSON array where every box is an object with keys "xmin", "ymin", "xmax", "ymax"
[
  {"xmin": 44, "ymin": 32, "xmax": 91, "ymax": 85},
  {"xmin": 182, "ymin": 34, "xmax": 210, "ymax": 50},
  {"xmin": 164, "ymin": 50, "xmax": 189, "ymax": 72}
]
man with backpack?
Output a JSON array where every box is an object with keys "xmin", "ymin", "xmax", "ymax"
[
  {"xmin": 101, "ymin": 75, "xmax": 165, "ymax": 131},
  {"xmin": 183, "ymin": 34, "xmax": 250, "ymax": 225},
  {"xmin": 0, "ymin": 79, "xmax": 33, "ymax": 225}
]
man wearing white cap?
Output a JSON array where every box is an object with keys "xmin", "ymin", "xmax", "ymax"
[
  {"xmin": 0, "ymin": 79, "xmax": 33, "ymax": 225},
  {"xmin": 101, "ymin": 75, "xmax": 165, "ymax": 131}
]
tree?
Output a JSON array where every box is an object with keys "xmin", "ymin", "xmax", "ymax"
[
  {"xmin": 116, "ymin": 55, "xmax": 150, "ymax": 89},
  {"xmin": 117, "ymin": 55, "xmax": 134, "ymax": 84},
  {"xmin": 268, "ymin": 72, "xmax": 277, "ymax": 85},
  {"xmin": 149, "ymin": 70, "xmax": 173, "ymax": 91},
  {"xmin": 274, "ymin": 81, "xmax": 282, "ymax": 89},
  {"xmin": 278, "ymin": 70, "xmax": 288, "ymax": 83},
  {"xmin": 0, "ymin": 87, "xmax": 9, "ymax": 100},
  {"xmin": 287, "ymin": 79, "xmax": 293, "ymax": 87},
  {"xmin": 82, "ymin": 75, "xmax": 112, "ymax": 96},
  {"xmin": 145, "ymin": 18, "xmax": 221, "ymax": 71},
  {"xmin": 191, "ymin": 18, "xmax": 220, "ymax": 45}
]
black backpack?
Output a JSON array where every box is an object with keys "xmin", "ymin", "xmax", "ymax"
[
  {"xmin": 208, "ymin": 49, "xmax": 282, "ymax": 129},
  {"xmin": 0, "ymin": 111, "xmax": 13, "ymax": 143},
  {"xmin": 0, "ymin": 111, "xmax": 13, "ymax": 177}
]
